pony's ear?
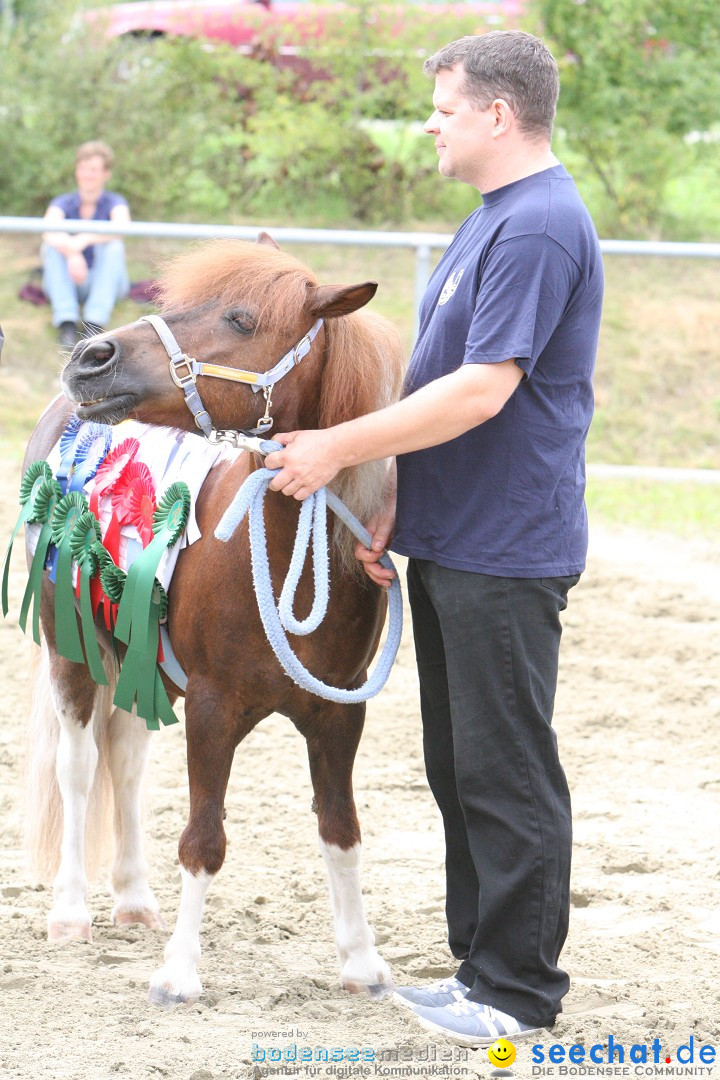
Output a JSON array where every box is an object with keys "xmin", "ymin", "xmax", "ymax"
[
  {"xmin": 307, "ymin": 282, "xmax": 378, "ymax": 318},
  {"xmin": 256, "ymin": 231, "xmax": 280, "ymax": 249}
]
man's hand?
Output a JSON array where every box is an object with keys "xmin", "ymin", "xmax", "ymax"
[
  {"xmin": 355, "ymin": 465, "xmax": 397, "ymax": 588},
  {"xmin": 265, "ymin": 429, "xmax": 344, "ymax": 501}
]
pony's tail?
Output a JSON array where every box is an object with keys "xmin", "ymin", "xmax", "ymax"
[{"xmin": 24, "ymin": 638, "xmax": 115, "ymax": 883}]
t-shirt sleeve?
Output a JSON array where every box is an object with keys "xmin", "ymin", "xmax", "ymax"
[
  {"xmin": 462, "ymin": 232, "xmax": 581, "ymax": 377},
  {"xmin": 49, "ymin": 193, "xmax": 74, "ymax": 215}
]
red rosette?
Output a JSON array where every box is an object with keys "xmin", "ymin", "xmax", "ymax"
[
  {"xmin": 88, "ymin": 437, "xmax": 140, "ymax": 517},
  {"xmin": 110, "ymin": 461, "xmax": 156, "ymax": 548}
]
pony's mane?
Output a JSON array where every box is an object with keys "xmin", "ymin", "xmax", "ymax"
[{"xmin": 157, "ymin": 240, "xmax": 407, "ymax": 570}]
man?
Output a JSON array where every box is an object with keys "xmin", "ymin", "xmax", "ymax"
[
  {"xmin": 42, "ymin": 141, "xmax": 131, "ymax": 347},
  {"xmin": 265, "ymin": 31, "xmax": 604, "ymax": 1045}
]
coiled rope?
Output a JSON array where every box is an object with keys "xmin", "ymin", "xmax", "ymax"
[{"xmin": 215, "ymin": 441, "xmax": 402, "ymax": 703}]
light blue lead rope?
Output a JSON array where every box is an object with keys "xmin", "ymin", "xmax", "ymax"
[{"xmin": 214, "ymin": 442, "xmax": 402, "ymax": 703}]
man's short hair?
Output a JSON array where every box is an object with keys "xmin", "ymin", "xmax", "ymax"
[
  {"xmin": 424, "ymin": 31, "xmax": 560, "ymax": 141},
  {"xmin": 75, "ymin": 141, "xmax": 114, "ymax": 170}
]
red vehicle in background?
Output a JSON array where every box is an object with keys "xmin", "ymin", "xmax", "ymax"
[{"xmin": 84, "ymin": 0, "xmax": 525, "ymax": 52}]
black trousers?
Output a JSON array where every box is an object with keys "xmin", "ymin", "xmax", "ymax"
[{"xmin": 407, "ymin": 558, "xmax": 579, "ymax": 1028}]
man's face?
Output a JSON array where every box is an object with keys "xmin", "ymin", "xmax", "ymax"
[
  {"xmin": 423, "ymin": 64, "xmax": 495, "ymax": 188},
  {"xmin": 75, "ymin": 155, "xmax": 111, "ymax": 198}
]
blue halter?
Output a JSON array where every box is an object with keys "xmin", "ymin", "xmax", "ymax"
[{"xmin": 141, "ymin": 313, "xmax": 323, "ymax": 441}]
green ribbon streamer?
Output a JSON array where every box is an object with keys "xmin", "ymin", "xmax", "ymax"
[
  {"xmin": 114, "ymin": 581, "xmax": 177, "ymax": 729},
  {"xmin": 50, "ymin": 492, "xmax": 89, "ymax": 664},
  {"xmin": 112, "ymin": 484, "xmax": 189, "ymax": 730},
  {"xmin": 98, "ymin": 556, "xmax": 125, "ymax": 673},
  {"xmin": 18, "ymin": 478, "xmax": 64, "ymax": 645},
  {"xmin": 114, "ymin": 483, "xmax": 190, "ymax": 653},
  {"xmin": 2, "ymin": 461, "xmax": 53, "ymax": 617},
  {"xmin": 70, "ymin": 512, "xmax": 108, "ymax": 687}
]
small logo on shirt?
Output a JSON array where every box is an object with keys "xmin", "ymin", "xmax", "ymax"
[{"xmin": 438, "ymin": 268, "xmax": 465, "ymax": 306}]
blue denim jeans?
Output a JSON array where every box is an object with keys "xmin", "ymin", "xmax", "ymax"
[
  {"xmin": 42, "ymin": 240, "xmax": 130, "ymax": 328},
  {"xmin": 407, "ymin": 557, "xmax": 580, "ymax": 1028}
]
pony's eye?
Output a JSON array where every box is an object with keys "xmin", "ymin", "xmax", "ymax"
[{"xmin": 228, "ymin": 310, "xmax": 256, "ymax": 335}]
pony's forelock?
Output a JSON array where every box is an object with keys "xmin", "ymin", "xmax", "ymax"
[{"xmin": 157, "ymin": 239, "xmax": 319, "ymax": 334}]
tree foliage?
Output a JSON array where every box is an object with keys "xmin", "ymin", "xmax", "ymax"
[{"xmin": 533, "ymin": 0, "xmax": 720, "ymax": 236}]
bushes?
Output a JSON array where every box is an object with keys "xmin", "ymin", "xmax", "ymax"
[
  {"xmin": 0, "ymin": 0, "xmax": 487, "ymax": 226},
  {"xmin": 1, "ymin": 0, "xmax": 719, "ymax": 236}
]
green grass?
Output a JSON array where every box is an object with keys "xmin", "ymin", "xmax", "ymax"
[
  {"xmin": 586, "ymin": 477, "xmax": 720, "ymax": 543},
  {"xmin": 1, "ymin": 232, "xmax": 718, "ymax": 546}
]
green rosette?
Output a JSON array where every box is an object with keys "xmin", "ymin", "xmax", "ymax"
[
  {"xmin": 114, "ymin": 482, "xmax": 190, "ymax": 651},
  {"xmin": 100, "ymin": 560, "xmax": 126, "ymax": 604},
  {"xmin": 112, "ymin": 483, "xmax": 189, "ymax": 731},
  {"xmin": 2, "ymin": 461, "xmax": 53, "ymax": 617},
  {"xmin": 18, "ymin": 477, "xmax": 63, "ymax": 645},
  {"xmin": 69, "ymin": 511, "xmax": 107, "ymax": 687},
  {"xmin": 99, "ymin": 557, "xmax": 126, "ymax": 670},
  {"xmin": 91, "ymin": 539, "xmax": 114, "ymax": 580},
  {"xmin": 50, "ymin": 492, "xmax": 89, "ymax": 664}
]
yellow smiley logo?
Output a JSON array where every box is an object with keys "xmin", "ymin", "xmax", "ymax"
[{"xmin": 487, "ymin": 1038, "xmax": 517, "ymax": 1068}]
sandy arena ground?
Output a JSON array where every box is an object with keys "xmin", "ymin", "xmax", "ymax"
[{"xmin": 0, "ymin": 458, "xmax": 718, "ymax": 1080}]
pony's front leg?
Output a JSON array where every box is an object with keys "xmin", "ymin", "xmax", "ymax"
[
  {"xmin": 148, "ymin": 692, "xmax": 236, "ymax": 1007},
  {"xmin": 46, "ymin": 645, "xmax": 102, "ymax": 942},
  {"xmin": 107, "ymin": 705, "xmax": 164, "ymax": 930},
  {"xmin": 305, "ymin": 704, "xmax": 393, "ymax": 997}
]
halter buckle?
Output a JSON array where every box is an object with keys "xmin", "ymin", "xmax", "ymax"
[
  {"xmin": 293, "ymin": 334, "xmax": 311, "ymax": 363},
  {"xmin": 169, "ymin": 355, "xmax": 197, "ymax": 389}
]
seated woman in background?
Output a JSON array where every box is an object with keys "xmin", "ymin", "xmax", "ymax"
[{"xmin": 42, "ymin": 140, "xmax": 131, "ymax": 348}]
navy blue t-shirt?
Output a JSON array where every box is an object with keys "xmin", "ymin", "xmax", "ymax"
[
  {"xmin": 50, "ymin": 190, "xmax": 128, "ymax": 268},
  {"xmin": 393, "ymin": 164, "xmax": 604, "ymax": 577}
]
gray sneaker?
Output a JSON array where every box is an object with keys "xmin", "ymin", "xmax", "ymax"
[
  {"xmin": 393, "ymin": 975, "xmax": 470, "ymax": 1010},
  {"xmin": 411, "ymin": 998, "xmax": 542, "ymax": 1048}
]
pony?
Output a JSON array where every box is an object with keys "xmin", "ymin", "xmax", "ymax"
[{"xmin": 21, "ymin": 234, "xmax": 406, "ymax": 1005}]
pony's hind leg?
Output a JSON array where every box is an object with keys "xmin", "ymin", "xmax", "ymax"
[
  {"xmin": 303, "ymin": 703, "xmax": 393, "ymax": 996},
  {"xmin": 107, "ymin": 705, "xmax": 164, "ymax": 930}
]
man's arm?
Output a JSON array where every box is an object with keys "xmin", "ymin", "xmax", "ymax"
[{"xmin": 265, "ymin": 358, "xmax": 523, "ymax": 501}]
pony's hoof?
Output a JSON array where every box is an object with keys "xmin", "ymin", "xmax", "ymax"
[
  {"xmin": 147, "ymin": 984, "xmax": 188, "ymax": 1009},
  {"xmin": 340, "ymin": 952, "xmax": 394, "ymax": 998},
  {"xmin": 147, "ymin": 965, "xmax": 202, "ymax": 1008},
  {"xmin": 114, "ymin": 908, "xmax": 166, "ymax": 931},
  {"xmin": 342, "ymin": 979, "xmax": 395, "ymax": 998},
  {"xmin": 48, "ymin": 921, "xmax": 93, "ymax": 943}
]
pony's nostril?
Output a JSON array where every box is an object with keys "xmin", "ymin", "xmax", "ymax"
[{"xmin": 78, "ymin": 337, "xmax": 117, "ymax": 371}]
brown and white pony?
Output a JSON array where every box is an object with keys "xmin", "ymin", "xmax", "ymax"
[{"xmin": 22, "ymin": 236, "xmax": 405, "ymax": 1005}]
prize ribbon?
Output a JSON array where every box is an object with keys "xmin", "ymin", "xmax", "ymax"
[
  {"xmin": 2, "ymin": 461, "xmax": 53, "ymax": 617},
  {"xmin": 87, "ymin": 437, "xmax": 140, "ymax": 615},
  {"xmin": 50, "ymin": 492, "xmax": 89, "ymax": 663},
  {"xmin": 66, "ymin": 424, "xmax": 113, "ymax": 493},
  {"xmin": 56, "ymin": 415, "xmax": 84, "ymax": 492},
  {"xmin": 113, "ymin": 578, "xmax": 177, "ymax": 730},
  {"xmin": 69, "ymin": 511, "xmax": 108, "ymax": 686},
  {"xmin": 49, "ymin": 421, "xmax": 110, "ymax": 584},
  {"xmin": 113, "ymin": 483, "xmax": 189, "ymax": 729},
  {"xmin": 18, "ymin": 477, "xmax": 64, "ymax": 645},
  {"xmin": 103, "ymin": 461, "xmax": 155, "ymax": 627}
]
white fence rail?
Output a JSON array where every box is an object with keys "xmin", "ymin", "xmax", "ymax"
[{"xmin": 3, "ymin": 215, "xmax": 720, "ymax": 486}]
